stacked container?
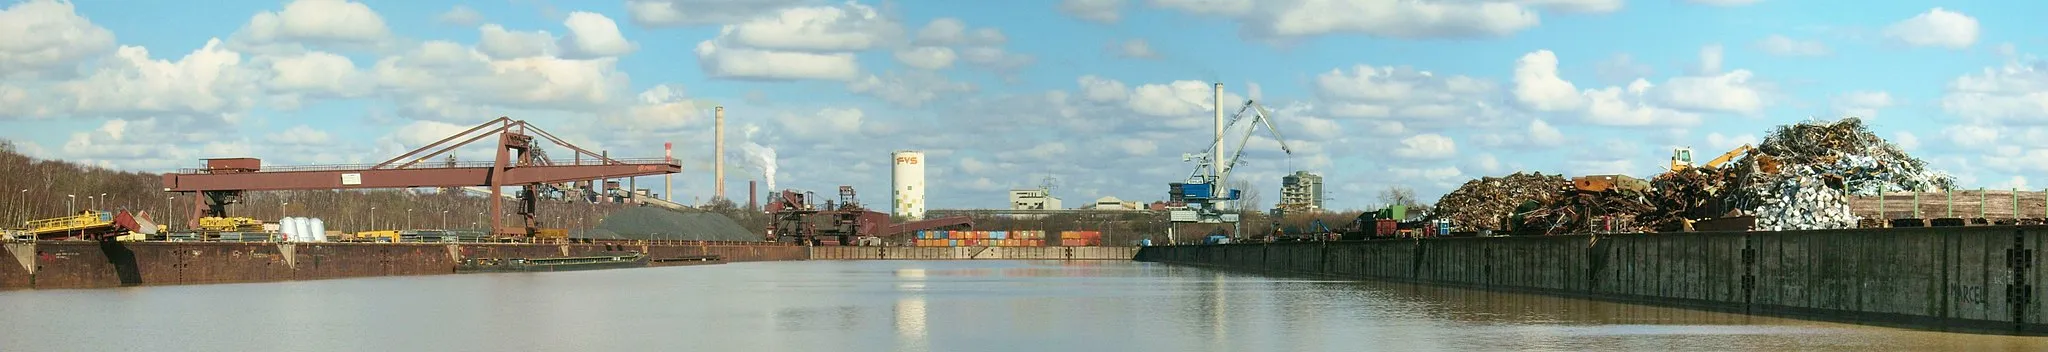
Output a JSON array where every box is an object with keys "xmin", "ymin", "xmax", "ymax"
[
  {"xmin": 1057, "ymin": 231, "xmax": 1103, "ymax": 246},
  {"xmin": 911, "ymin": 230, "xmax": 1049, "ymax": 247}
]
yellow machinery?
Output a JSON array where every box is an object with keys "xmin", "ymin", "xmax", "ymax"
[
  {"xmin": 353, "ymin": 230, "xmax": 401, "ymax": 243},
  {"xmin": 534, "ymin": 228, "xmax": 568, "ymax": 240},
  {"xmin": 1672, "ymin": 144, "xmax": 1776, "ymax": 172},
  {"xmin": 1572, "ymin": 174, "xmax": 1650, "ymax": 193},
  {"xmin": 26, "ymin": 210, "xmax": 115, "ymax": 237},
  {"xmin": 197, "ymin": 217, "xmax": 264, "ymax": 232}
]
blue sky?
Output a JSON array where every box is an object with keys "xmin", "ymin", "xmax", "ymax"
[{"xmin": 2, "ymin": 0, "xmax": 2044, "ymax": 212}]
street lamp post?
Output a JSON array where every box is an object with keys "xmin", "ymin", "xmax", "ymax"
[
  {"xmin": 100, "ymin": 193, "xmax": 110, "ymax": 211},
  {"xmin": 86, "ymin": 196, "xmax": 95, "ymax": 211},
  {"xmin": 280, "ymin": 202, "xmax": 289, "ymax": 218},
  {"xmin": 16, "ymin": 189, "xmax": 26, "ymax": 225},
  {"xmin": 406, "ymin": 208, "xmax": 412, "ymax": 229},
  {"xmin": 370, "ymin": 207, "xmax": 377, "ymax": 231},
  {"xmin": 67, "ymin": 194, "xmax": 76, "ymax": 212},
  {"xmin": 441, "ymin": 210, "xmax": 448, "ymax": 230}
]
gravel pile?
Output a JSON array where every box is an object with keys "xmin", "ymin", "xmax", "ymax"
[{"xmin": 579, "ymin": 206, "xmax": 759, "ymax": 241}]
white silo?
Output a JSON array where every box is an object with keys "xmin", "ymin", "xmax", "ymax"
[
  {"xmin": 295, "ymin": 217, "xmax": 314, "ymax": 242},
  {"xmin": 279, "ymin": 217, "xmax": 300, "ymax": 242},
  {"xmin": 892, "ymin": 150, "xmax": 926, "ymax": 220},
  {"xmin": 309, "ymin": 218, "xmax": 327, "ymax": 242}
]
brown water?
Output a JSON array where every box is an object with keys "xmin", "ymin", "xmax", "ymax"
[{"xmin": 0, "ymin": 260, "xmax": 2043, "ymax": 351}]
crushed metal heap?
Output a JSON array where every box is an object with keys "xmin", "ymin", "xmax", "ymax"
[
  {"xmin": 1727, "ymin": 118, "xmax": 1955, "ymax": 230},
  {"xmin": 1437, "ymin": 117, "xmax": 1957, "ymax": 234},
  {"xmin": 1433, "ymin": 172, "xmax": 1566, "ymax": 232}
]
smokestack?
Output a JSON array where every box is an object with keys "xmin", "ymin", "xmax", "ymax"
[
  {"xmin": 664, "ymin": 142, "xmax": 673, "ymax": 203},
  {"xmin": 749, "ymin": 180, "xmax": 758, "ymax": 211},
  {"xmin": 1212, "ymin": 82, "xmax": 1223, "ymax": 181},
  {"xmin": 715, "ymin": 106, "xmax": 726, "ymax": 200}
]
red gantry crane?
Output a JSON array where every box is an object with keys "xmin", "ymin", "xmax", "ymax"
[{"xmin": 160, "ymin": 117, "xmax": 680, "ymax": 240}]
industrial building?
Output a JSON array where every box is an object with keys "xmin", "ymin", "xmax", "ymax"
[
  {"xmin": 1009, "ymin": 189, "xmax": 1061, "ymax": 210},
  {"xmin": 1273, "ymin": 171, "xmax": 1324, "ymax": 216},
  {"xmin": 1083, "ymin": 196, "xmax": 1143, "ymax": 210},
  {"xmin": 892, "ymin": 150, "xmax": 927, "ymax": 220}
]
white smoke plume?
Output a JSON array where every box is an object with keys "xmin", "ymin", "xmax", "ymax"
[{"xmin": 735, "ymin": 123, "xmax": 777, "ymax": 192}]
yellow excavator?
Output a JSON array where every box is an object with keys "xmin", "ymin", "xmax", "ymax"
[{"xmin": 1671, "ymin": 144, "xmax": 1777, "ymax": 173}]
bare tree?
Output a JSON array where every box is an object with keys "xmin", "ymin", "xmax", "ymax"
[{"xmin": 1379, "ymin": 186, "xmax": 1432, "ymax": 214}]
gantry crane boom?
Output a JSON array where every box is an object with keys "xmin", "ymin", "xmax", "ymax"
[
  {"xmin": 161, "ymin": 117, "xmax": 681, "ymax": 239},
  {"xmin": 1171, "ymin": 98, "xmax": 1294, "ymax": 225}
]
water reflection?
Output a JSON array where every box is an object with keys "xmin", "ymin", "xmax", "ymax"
[{"xmin": 2, "ymin": 260, "xmax": 2046, "ymax": 352}]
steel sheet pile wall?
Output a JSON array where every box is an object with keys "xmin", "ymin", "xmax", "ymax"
[
  {"xmin": 1134, "ymin": 226, "xmax": 2048, "ymax": 334},
  {"xmin": 0, "ymin": 241, "xmax": 806, "ymax": 290},
  {"xmin": 810, "ymin": 246, "xmax": 1138, "ymax": 260}
]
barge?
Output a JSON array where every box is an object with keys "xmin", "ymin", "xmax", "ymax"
[{"xmin": 455, "ymin": 252, "xmax": 650, "ymax": 273}]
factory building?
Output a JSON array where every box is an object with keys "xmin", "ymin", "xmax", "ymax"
[
  {"xmin": 1009, "ymin": 189, "xmax": 1061, "ymax": 210},
  {"xmin": 1274, "ymin": 171, "xmax": 1324, "ymax": 216},
  {"xmin": 1082, "ymin": 196, "xmax": 1143, "ymax": 210},
  {"xmin": 893, "ymin": 150, "xmax": 926, "ymax": 220}
]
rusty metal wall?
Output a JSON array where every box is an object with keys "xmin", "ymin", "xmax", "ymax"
[{"xmin": 0, "ymin": 241, "xmax": 808, "ymax": 291}]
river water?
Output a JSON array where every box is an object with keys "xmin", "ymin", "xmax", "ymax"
[{"xmin": 1, "ymin": 260, "xmax": 2044, "ymax": 351}]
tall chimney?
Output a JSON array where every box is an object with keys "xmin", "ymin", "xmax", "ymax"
[
  {"xmin": 664, "ymin": 142, "xmax": 673, "ymax": 203},
  {"xmin": 1212, "ymin": 82, "xmax": 1223, "ymax": 181},
  {"xmin": 749, "ymin": 180, "xmax": 758, "ymax": 212},
  {"xmin": 716, "ymin": 106, "xmax": 726, "ymax": 200}
]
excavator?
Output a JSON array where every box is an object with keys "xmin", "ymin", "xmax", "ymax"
[{"xmin": 1671, "ymin": 144, "xmax": 1778, "ymax": 173}]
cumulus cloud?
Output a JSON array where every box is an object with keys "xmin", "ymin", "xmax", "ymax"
[
  {"xmin": 1150, "ymin": 0, "xmax": 1543, "ymax": 40},
  {"xmin": 1060, "ymin": 0, "xmax": 1125, "ymax": 23},
  {"xmin": 777, "ymin": 108, "xmax": 865, "ymax": 138},
  {"xmin": 438, "ymin": 5, "xmax": 483, "ymax": 26},
  {"xmin": 1513, "ymin": 50, "xmax": 1585, "ymax": 111},
  {"xmin": 233, "ymin": 0, "xmax": 392, "ymax": 48},
  {"xmin": 893, "ymin": 46, "xmax": 956, "ymax": 70},
  {"xmin": 1939, "ymin": 60, "xmax": 2048, "ymax": 123},
  {"xmin": 56, "ymin": 39, "xmax": 262, "ymax": 117},
  {"xmin": 846, "ymin": 71, "xmax": 976, "ymax": 108},
  {"xmin": 1594, "ymin": 53, "xmax": 1653, "ymax": 85},
  {"xmin": 691, "ymin": 3, "xmax": 909, "ymax": 81},
  {"xmin": 624, "ymin": 0, "xmax": 806, "ymax": 27},
  {"xmin": 1885, "ymin": 8, "xmax": 1979, "ymax": 49},
  {"xmin": 477, "ymin": 25, "xmax": 557, "ymax": 59},
  {"xmin": 559, "ymin": 12, "xmax": 636, "ymax": 58},
  {"xmin": 1113, "ymin": 39, "xmax": 1158, "ymax": 59},
  {"xmin": 0, "ymin": 0, "xmax": 115, "ymax": 77},
  {"xmin": 694, "ymin": 41, "xmax": 859, "ymax": 81},
  {"xmin": 1392, "ymin": 134, "xmax": 1457, "ymax": 160}
]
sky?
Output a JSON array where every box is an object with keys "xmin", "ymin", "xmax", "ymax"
[{"xmin": 1, "ymin": 0, "xmax": 2044, "ymax": 212}]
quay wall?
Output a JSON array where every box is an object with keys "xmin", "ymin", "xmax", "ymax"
[
  {"xmin": 0, "ymin": 241, "xmax": 805, "ymax": 290},
  {"xmin": 809, "ymin": 246, "xmax": 1139, "ymax": 260},
  {"xmin": 1135, "ymin": 226, "xmax": 2048, "ymax": 334}
]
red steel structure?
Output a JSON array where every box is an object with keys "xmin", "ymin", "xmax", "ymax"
[{"xmin": 160, "ymin": 117, "xmax": 681, "ymax": 239}]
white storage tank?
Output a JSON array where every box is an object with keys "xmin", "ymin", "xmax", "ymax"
[
  {"xmin": 309, "ymin": 218, "xmax": 327, "ymax": 242},
  {"xmin": 278, "ymin": 217, "xmax": 300, "ymax": 242},
  {"xmin": 298, "ymin": 217, "xmax": 315, "ymax": 242},
  {"xmin": 891, "ymin": 150, "xmax": 926, "ymax": 220}
]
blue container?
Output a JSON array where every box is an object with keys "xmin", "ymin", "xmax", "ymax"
[{"xmin": 1140, "ymin": 239, "xmax": 1153, "ymax": 246}]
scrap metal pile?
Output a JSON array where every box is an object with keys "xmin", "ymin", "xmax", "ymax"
[
  {"xmin": 1724, "ymin": 118, "xmax": 1954, "ymax": 230},
  {"xmin": 1433, "ymin": 117, "xmax": 1954, "ymax": 235},
  {"xmin": 1433, "ymin": 172, "xmax": 1566, "ymax": 232}
]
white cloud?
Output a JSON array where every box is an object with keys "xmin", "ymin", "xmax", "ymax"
[
  {"xmin": 54, "ymin": 117, "xmax": 256, "ymax": 171},
  {"xmin": 624, "ymin": 0, "xmax": 806, "ymax": 27},
  {"xmin": 1884, "ymin": 8, "xmax": 1979, "ymax": 49},
  {"xmin": 1683, "ymin": 0, "xmax": 1760, "ymax": 6},
  {"xmin": 1655, "ymin": 70, "xmax": 1766, "ymax": 115},
  {"xmin": 268, "ymin": 125, "xmax": 334, "ymax": 146},
  {"xmin": 1513, "ymin": 50, "xmax": 1585, "ymax": 111},
  {"xmin": 1061, "ymin": 0, "xmax": 1125, "ymax": 23},
  {"xmin": 477, "ymin": 25, "xmax": 557, "ymax": 59},
  {"xmin": 1584, "ymin": 80, "xmax": 1702, "ymax": 127},
  {"xmin": 1392, "ymin": 134, "xmax": 1457, "ymax": 160},
  {"xmin": 1940, "ymin": 60, "xmax": 2048, "ymax": 123},
  {"xmin": 1894, "ymin": 131, "xmax": 1920, "ymax": 151},
  {"xmin": 1114, "ymin": 39, "xmax": 1158, "ymax": 59},
  {"xmin": 371, "ymin": 40, "xmax": 631, "ymax": 117},
  {"xmin": 1943, "ymin": 124, "xmax": 2000, "ymax": 150},
  {"xmin": 846, "ymin": 71, "xmax": 976, "ymax": 108},
  {"xmin": 1077, "ymin": 75, "xmax": 1130, "ymax": 102},
  {"xmin": 1127, "ymin": 80, "xmax": 1246, "ymax": 128},
  {"xmin": 56, "ymin": 39, "xmax": 262, "ymax": 117},
  {"xmin": 0, "ymin": 0, "xmax": 115, "ymax": 77},
  {"xmin": 1118, "ymin": 139, "xmax": 1157, "ymax": 156},
  {"xmin": 1518, "ymin": 0, "xmax": 1623, "ymax": 13},
  {"xmin": 235, "ymin": 0, "xmax": 392, "ymax": 47},
  {"xmin": 1831, "ymin": 90, "xmax": 1893, "ymax": 118},
  {"xmin": 694, "ymin": 40, "xmax": 859, "ymax": 81},
  {"xmin": 893, "ymin": 46, "xmax": 956, "ymax": 70},
  {"xmin": 1528, "ymin": 119, "xmax": 1565, "ymax": 146},
  {"xmin": 265, "ymin": 50, "xmax": 372, "ymax": 100},
  {"xmin": 1468, "ymin": 153, "xmax": 1503, "ymax": 175},
  {"xmin": 1151, "ymin": 0, "xmax": 1542, "ymax": 40},
  {"xmin": 727, "ymin": 3, "xmax": 899, "ymax": 52},
  {"xmin": 1695, "ymin": 44, "xmax": 1723, "ymax": 74},
  {"xmin": 559, "ymin": 12, "xmax": 636, "ymax": 58},
  {"xmin": 619, "ymin": 84, "xmax": 707, "ymax": 131},
  {"xmin": 438, "ymin": 5, "xmax": 483, "ymax": 26},
  {"xmin": 915, "ymin": 18, "xmax": 1006, "ymax": 47},
  {"xmin": 959, "ymin": 46, "xmax": 1034, "ymax": 72},
  {"xmin": 1756, "ymin": 35, "xmax": 1829, "ymax": 57}
]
